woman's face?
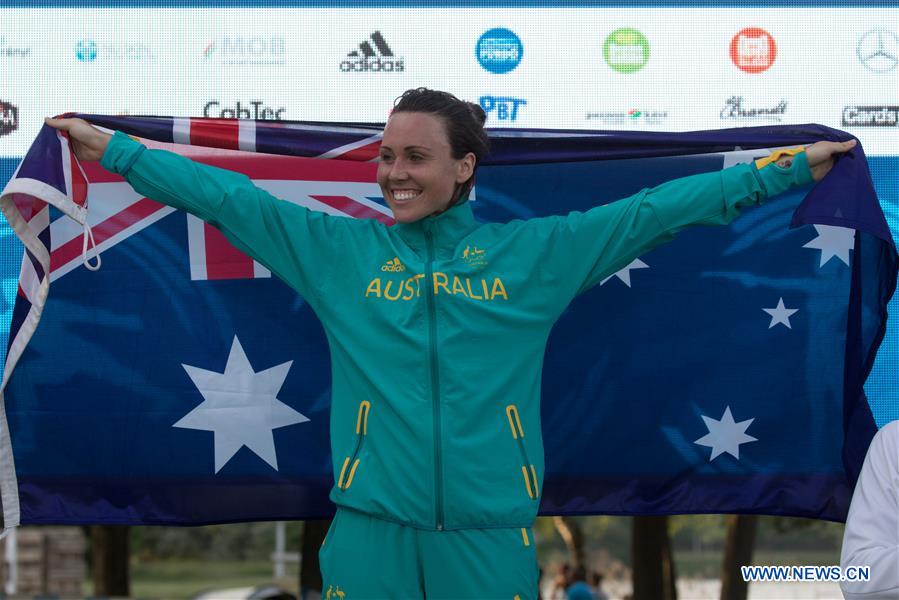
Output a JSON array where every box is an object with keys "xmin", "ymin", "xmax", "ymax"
[{"xmin": 377, "ymin": 111, "xmax": 475, "ymax": 224}]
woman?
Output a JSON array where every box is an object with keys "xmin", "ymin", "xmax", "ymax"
[{"xmin": 47, "ymin": 88, "xmax": 855, "ymax": 599}]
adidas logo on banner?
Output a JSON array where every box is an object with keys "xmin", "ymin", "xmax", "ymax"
[
  {"xmin": 340, "ymin": 31, "xmax": 404, "ymax": 73},
  {"xmin": 381, "ymin": 257, "xmax": 406, "ymax": 272}
]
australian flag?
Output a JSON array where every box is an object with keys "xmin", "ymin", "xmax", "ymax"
[{"xmin": 0, "ymin": 115, "xmax": 894, "ymax": 528}]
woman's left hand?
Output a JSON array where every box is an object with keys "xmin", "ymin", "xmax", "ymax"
[{"xmin": 804, "ymin": 139, "xmax": 858, "ymax": 182}]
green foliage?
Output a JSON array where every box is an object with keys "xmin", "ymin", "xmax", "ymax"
[
  {"xmin": 131, "ymin": 521, "xmax": 303, "ymax": 561},
  {"xmin": 669, "ymin": 514, "xmax": 728, "ymax": 552},
  {"xmin": 536, "ymin": 514, "xmax": 844, "ymax": 577},
  {"xmin": 123, "ymin": 559, "xmax": 299, "ymax": 599},
  {"xmin": 124, "ymin": 514, "xmax": 844, "ymax": 577},
  {"xmin": 759, "ymin": 516, "xmax": 844, "ymax": 550}
]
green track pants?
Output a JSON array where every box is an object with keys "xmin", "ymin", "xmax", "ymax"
[{"xmin": 320, "ymin": 507, "xmax": 539, "ymax": 599}]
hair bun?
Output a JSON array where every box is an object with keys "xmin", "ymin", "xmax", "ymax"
[{"xmin": 465, "ymin": 101, "xmax": 487, "ymax": 127}]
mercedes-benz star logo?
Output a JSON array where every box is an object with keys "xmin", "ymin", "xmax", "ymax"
[{"xmin": 857, "ymin": 29, "xmax": 898, "ymax": 73}]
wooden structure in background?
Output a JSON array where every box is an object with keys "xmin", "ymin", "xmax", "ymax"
[{"xmin": 0, "ymin": 527, "xmax": 86, "ymax": 596}]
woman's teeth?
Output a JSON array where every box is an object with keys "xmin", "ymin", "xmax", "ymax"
[{"xmin": 394, "ymin": 191, "xmax": 420, "ymax": 201}]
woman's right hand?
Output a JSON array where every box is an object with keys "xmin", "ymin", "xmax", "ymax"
[{"xmin": 44, "ymin": 117, "xmax": 112, "ymax": 162}]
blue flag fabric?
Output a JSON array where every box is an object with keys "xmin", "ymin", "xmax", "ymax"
[{"xmin": 0, "ymin": 116, "xmax": 894, "ymax": 527}]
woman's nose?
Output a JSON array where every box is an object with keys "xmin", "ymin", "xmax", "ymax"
[{"xmin": 389, "ymin": 160, "xmax": 408, "ymax": 181}]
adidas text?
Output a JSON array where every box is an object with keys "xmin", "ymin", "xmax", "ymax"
[{"xmin": 340, "ymin": 57, "xmax": 404, "ymax": 72}]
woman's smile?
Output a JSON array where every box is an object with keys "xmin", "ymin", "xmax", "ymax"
[{"xmin": 391, "ymin": 189, "xmax": 422, "ymax": 203}]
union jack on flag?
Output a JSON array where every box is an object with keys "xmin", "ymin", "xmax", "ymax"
[{"xmin": 0, "ymin": 115, "xmax": 894, "ymax": 528}]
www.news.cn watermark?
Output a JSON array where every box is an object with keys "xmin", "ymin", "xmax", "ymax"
[{"xmin": 741, "ymin": 565, "xmax": 871, "ymax": 582}]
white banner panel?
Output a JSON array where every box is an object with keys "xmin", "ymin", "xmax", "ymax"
[{"xmin": 1, "ymin": 7, "xmax": 897, "ymax": 155}]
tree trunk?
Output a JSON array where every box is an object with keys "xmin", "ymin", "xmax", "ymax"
[
  {"xmin": 91, "ymin": 525, "xmax": 130, "ymax": 597},
  {"xmin": 632, "ymin": 516, "xmax": 677, "ymax": 600},
  {"xmin": 553, "ymin": 516, "xmax": 586, "ymax": 570},
  {"xmin": 301, "ymin": 519, "xmax": 331, "ymax": 597},
  {"xmin": 720, "ymin": 515, "xmax": 758, "ymax": 600}
]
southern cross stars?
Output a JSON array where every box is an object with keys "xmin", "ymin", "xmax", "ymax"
[
  {"xmin": 763, "ymin": 297, "xmax": 799, "ymax": 329},
  {"xmin": 694, "ymin": 406, "xmax": 758, "ymax": 461},
  {"xmin": 174, "ymin": 336, "xmax": 309, "ymax": 473},
  {"xmin": 803, "ymin": 224, "xmax": 854, "ymax": 267},
  {"xmin": 600, "ymin": 258, "xmax": 650, "ymax": 287}
]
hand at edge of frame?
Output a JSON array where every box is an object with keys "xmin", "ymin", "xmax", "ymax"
[{"xmin": 44, "ymin": 117, "xmax": 112, "ymax": 162}]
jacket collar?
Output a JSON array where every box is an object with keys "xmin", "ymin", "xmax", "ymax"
[{"xmin": 393, "ymin": 200, "xmax": 479, "ymax": 259}]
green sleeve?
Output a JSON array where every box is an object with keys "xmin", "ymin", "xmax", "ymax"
[
  {"xmin": 100, "ymin": 130, "xmax": 353, "ymax": 302},
  {"xmin": 544, "ymin": 151, "xmax": 815, "ymax": 298}
]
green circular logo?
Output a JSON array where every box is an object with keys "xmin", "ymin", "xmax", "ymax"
[{"xmin": 603, "ymin": 28, "xmax": 649, "ymax": 74}]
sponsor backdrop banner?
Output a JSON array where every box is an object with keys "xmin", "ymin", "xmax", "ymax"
[{"xmin": 0, "ymin": 4, "xmax": 897, "ymax": 431}]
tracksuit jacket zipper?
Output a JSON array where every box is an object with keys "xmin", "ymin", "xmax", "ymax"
[{"xmin": 424, "ymin": 227, "xmax": 445, "ymax": 530}]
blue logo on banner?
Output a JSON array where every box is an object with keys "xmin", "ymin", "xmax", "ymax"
[
  {"xmin": 480, "ymin": 96, "xmax": 527, "ymax": 121},
  {"xmin": 76, "ymin": 39, "xmax": 97, "ymax": 62},
  {"xmin": 476, "ymin": 28, "xmax": 522, "ymax": 74}
]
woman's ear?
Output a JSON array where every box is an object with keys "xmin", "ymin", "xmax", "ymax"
[{"xmin": 456, "ymin": 152, "xmax": 476, "ymax": 183}]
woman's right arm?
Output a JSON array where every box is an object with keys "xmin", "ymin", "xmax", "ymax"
[{"xmin": 45, "ymin": 119, "xmax": 348, "ymax": 301}]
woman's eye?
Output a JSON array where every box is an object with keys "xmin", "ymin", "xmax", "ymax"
[
  {"xmin": 410, "ymin": 155, "xmax": 423, "ymax": 161},
  {"xmin": 380, "ymin": 154, "xmax": 393, "ymax": 162}
]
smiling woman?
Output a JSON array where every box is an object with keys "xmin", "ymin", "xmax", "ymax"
[
  {"xmin": 42, "ymin": 89, "xmax": 856, "ymax": 600},
  {"xmin": 378, "ymin": 88, "xmax": 489, "ymax": 222}
]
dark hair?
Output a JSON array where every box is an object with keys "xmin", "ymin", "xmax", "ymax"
[{"xmin": 392, "ymin": 87, "xmax": 490, "ymax": 206}]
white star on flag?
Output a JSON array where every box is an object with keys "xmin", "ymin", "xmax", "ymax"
[
  {"xmin": 600, "ymin": 258, "xmax": 649, "ymax": 287},
  {"xmin": 763, "ymin": 297, "xmax": 798, "ymax": 329},
  {"xmin": 803, "ymin": 224, "xmax": 854, "ymax": 267},
  {"xmin": 174, "ymin": 336, "xmax": 309, "ymax": 473},
  {"xmin": 694, "ymin": 406, "xmax": 757, "ymax": 461}
]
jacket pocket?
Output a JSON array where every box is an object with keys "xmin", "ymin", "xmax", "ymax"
[
  {"xmin": 506, "ymin": 404, "xmax": 539, "ymax": 500},
  {"xmin": 338, "ymin": 400, "xmax": 370, "ymax": 491}
]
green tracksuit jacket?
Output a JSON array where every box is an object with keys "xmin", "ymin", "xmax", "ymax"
[{"xmin": 101, "ymin": 131, "xmax": 814, "ymax": 531}]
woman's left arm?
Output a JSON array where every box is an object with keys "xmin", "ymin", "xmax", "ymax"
[{"xmin": 549, "ymin": 140, "xmax": 856, "ymax": 298}]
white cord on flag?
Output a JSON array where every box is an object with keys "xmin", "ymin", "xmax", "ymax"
[
  {"xmin": 65, "ymin": 128, "xmax": 103, "ymax": 272},
  {"xmin": 81, "ymin": 222, "xmax": 101, "ymax": 271}
]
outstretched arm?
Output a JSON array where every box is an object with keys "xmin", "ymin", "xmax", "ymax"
[
  {"xmin": 44, "ymin": 118, "xmax": 351, "ymax": 302},
  {"xmin": 541, "ymin": 141, "xmax": 855, "ymax": 300}
]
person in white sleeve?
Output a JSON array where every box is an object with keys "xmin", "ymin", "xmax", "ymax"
[{"xmin": 840, "ymin": 419, "xmax": 899, "ymax": 599}]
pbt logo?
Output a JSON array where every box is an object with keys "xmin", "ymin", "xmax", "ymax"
[
  {"xmin": 480, "ymin": 96, "xmax": 526, "ymax": 121},
  {"xmin": 204, "ymin": 36, "xmax": 285, "ymax": 64},
  {"xmin": 476, "ymin": 28, "xmax": 523, "ymax": 74}
]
